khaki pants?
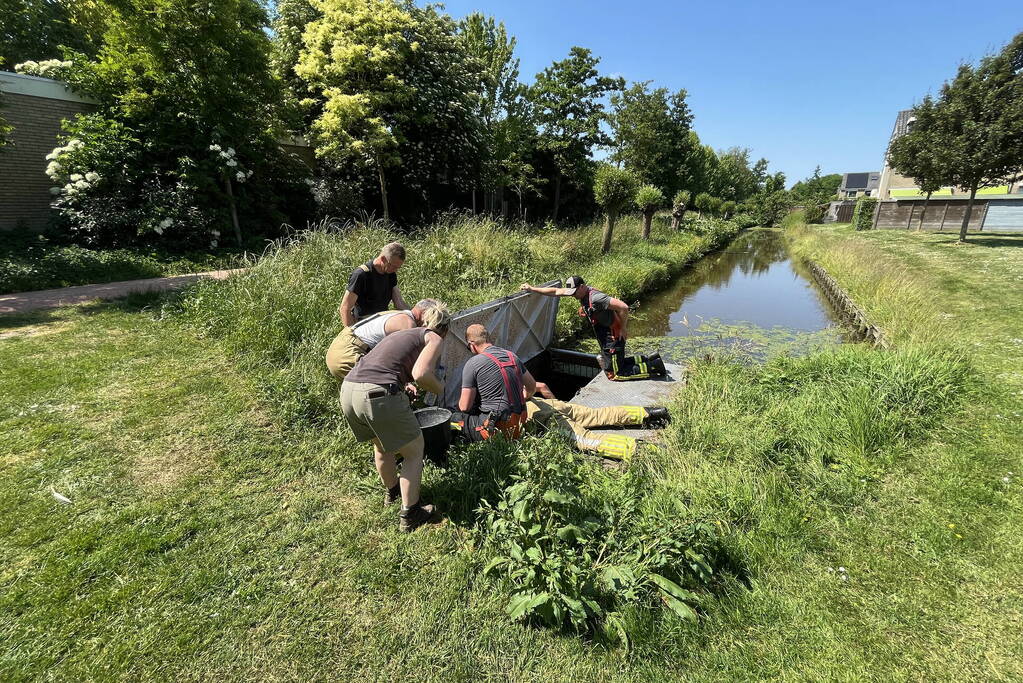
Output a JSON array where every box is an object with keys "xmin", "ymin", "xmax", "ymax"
[
  {"xmin": 325, "ymin": 327, "xmax": 370, "ymax": 381},
  {"xmin": 525, "ymin": 398, "xmax": 646, "ymax": 460}
]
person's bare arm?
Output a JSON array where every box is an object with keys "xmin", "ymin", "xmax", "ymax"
[
  {"xmin": 520, "ymin": 283, "xmax": 574, "ymax": 297},
  {"xmin": 391, "ymin": 285, "xmax": 408, "ymax": 310},
  {"xmin": 384, "ymin": 312, "xmax": 415, "ymax": 334},
  {"xmin": 521, "ymin": 370, "xmax": 537, "ymax": 400},
  {"xmin": 339, "ymin": 290, "xmax": 358, "ymax": 326},
  {"xmin": 533, "ymin": 381, "xmax": 556, "ymax": 399},
  {"xmin": 610, "ymin": 297, "xmax": 630, "ymax": 338},
  {"xmin": 458, "ymin": 387, "xmax": 477, "ymax": 412},
  {"xmin": 412, "ymin": 332, "xmax": 445, "ymax": 395}
]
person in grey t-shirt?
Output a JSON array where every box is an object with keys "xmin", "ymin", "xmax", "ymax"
[{"xmin": 520, "ymin": 275, "xmax": 666, "ymax": 381}]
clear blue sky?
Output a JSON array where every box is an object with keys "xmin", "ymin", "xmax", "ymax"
[{"xmin": 436, "ymin": 0, "xmax": 1022, "ymax": 186}]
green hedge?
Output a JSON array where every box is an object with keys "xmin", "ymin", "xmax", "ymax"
[{"xmin": 852, "ymin": 196, "xmax": 878, "ymax": 231}]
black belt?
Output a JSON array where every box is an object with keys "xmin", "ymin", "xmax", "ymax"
[{"xmin": 366, "ymin": 383, "xmax": 403, "ymax": 398}]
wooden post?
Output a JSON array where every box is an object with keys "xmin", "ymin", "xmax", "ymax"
[{"xmin": 938, "ymin": 202, "xmax": 949, "ymax": 232}]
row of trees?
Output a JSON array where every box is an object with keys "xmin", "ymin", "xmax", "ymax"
[
  {"xmin": 2, "ymin": 0, "xmax": 787, "ymax": 247},
  {"xmin": 888, "ymin": 32, "xmax": 1023, "ymax": 242}
]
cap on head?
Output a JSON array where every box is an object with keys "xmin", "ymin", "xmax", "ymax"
[{"xmin": 564, "ymin": 275, "xmax": 585, "ymax": 295}]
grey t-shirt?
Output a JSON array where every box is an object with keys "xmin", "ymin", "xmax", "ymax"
[
  {"xmin": 461, "ymin": 346, "xmax": 526, "ymax": 415},
  {"xmin": 584, "ymin": 289, "xmax": 615, "ymax": 328}
]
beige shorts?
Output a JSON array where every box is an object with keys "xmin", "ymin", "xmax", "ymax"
[
  {"xmin": 340, "ymin": 381, "xmax": 422, "ymax": 453},
  {"xmin": 325, "ymin": 327, "xmax": 370, "ymax": 381}
]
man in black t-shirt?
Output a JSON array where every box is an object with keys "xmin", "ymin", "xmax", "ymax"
[{"xmin": 338, "ymin": 242, "xmax": 409, "ymax": 326}]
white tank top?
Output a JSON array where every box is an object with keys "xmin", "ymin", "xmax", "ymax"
[{"xmin": 352, "ymin": 310, "xmax": 416, "ymax": 347}]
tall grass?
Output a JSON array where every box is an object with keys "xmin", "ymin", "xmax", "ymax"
[{"xmin": 172, "ymin": 212, "xmax": 745, "ymax": 422}]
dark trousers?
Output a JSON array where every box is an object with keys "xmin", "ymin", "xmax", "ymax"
[{"xmin": 593, "ymin": 325, "xmax": 651, "ymax": 381}]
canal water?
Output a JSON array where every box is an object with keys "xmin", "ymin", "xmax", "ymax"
[{"xmin": 582, "ymin": 228, "xmax": 847, "ymax": 363}]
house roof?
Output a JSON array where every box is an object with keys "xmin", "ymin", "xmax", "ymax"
[{"xmin": 888, "ymin": 109, "xmax": 914, "ymax": 149}]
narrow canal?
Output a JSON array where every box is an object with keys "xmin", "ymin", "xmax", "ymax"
[{"xmin": 578, "ymin": 228, "xmax": 848, "ymax": 363}]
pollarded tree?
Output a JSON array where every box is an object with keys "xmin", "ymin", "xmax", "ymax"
[
  {"xmin": 529, "ymin": 46, "xmax": 623, "ymax": 222},
  {"xmin": 671, "ymin": 189, "xmax": 691, "ymax": 229},
  {"xmin": 594, "ymin": 165, "xmax": 639, "ymax": 253},
  {"xmin": 635, "ymin": 185, "xmax": 664, "ymax": 240},
  {"xmin": 298, "ymin": 0, "xmax": 487, "ymax": 221},
  {"xmin": 888, "ymin": 96, "xmax": 947, "ymax": 231},
  {"xmin": 707, "ymin": 196, "xmax": 723, "ymax": 217},
  {"xmin": 694, "ymin": 191, "xmax": 712, "ymax": 218},
  {"xmin": 920, "ymin": 32, "xmax": 1023, "ymax": 242}
]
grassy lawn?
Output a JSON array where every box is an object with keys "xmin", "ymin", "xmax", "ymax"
[
  {"xmin": 2, "ymin": 218, "xmax": 1021, "ymax": 679},
  {"xmin": 0, "ymin": 232, "xmax": 245, "ymax": 294}
]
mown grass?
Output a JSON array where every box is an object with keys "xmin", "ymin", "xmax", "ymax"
[
  {"xmin": 2, "ymin": 216, "xmax": 1021, "ymax": 679},
  {"xmin": 0, "ymin": 231, "xmax": 245, "ymax": 294}
]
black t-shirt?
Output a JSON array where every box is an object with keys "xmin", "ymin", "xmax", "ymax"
[{"xmin": 347, "ymin": 261, "xmax": 397, "ymax": 319}]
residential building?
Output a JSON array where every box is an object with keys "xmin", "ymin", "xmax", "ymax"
[
  {"xmin": 837, "ymin": 171, "xmax": 880, "ymax": 198},
  {"xmin": 873, "ymin": 109, "xmax": 1023, "ymax": 231}
]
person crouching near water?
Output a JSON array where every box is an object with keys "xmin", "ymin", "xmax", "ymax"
[
  {"xmin": 450, "ymin": 324, "xmax": 670, "ymax": 460},
  {"xmin": 325, "ymin": 299, "xmax": 440, "ymax": 381},
  {"xmin": 340, "ymin": 303, "xmax": 451, "ymax": 533},
  {"xmin": 520, "ymin": 276, "xmax": 666, "ymax": 381}
]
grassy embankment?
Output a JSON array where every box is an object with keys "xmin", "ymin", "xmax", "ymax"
[
  {"xmin": 2, "ymin": 214, "xmax": 1020, "ymax": 678},
  {"xmin": 0, "ymin": 232, "xmax": 245, "ymax": 294},
  {"xmin": 4, "ymin": 215, "xmax": 746, "ymax": 678}
]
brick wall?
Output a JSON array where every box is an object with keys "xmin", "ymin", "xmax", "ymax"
[{"xmin": 0, "ymin": 92, "xmax": 95, "ymax": 231}]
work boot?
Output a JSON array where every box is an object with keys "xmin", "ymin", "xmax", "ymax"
[
  {"xmin": 647, "ymin": 353, "xmax": 667, "ymax": 377},
  {"xmin": 399, "ymin": 501, "xmax": 438, "ymax": 533},
  {"xmin": 384, "ymin": 483, "xmax": 401, "ymax": 507},
  {"xmin": 643, "ymin": 406, "xmax": 671, "ymax": 428}
]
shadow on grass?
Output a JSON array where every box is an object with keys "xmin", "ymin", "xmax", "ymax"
[
  {"xmin": 0, "ymin": 289, "xmax": 179, "ymax": 332},
  {"xmin": 428, "ymin": 437, "xmax": 520, "ymax": 527},
  {"xmin": 931, "ymin": 233, "xmax": 1023, "ymax": 248}
]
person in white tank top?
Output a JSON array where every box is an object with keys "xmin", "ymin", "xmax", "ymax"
[{"xmin": 326, "ymin": 299, "xmax": 439, "ymax": 381}]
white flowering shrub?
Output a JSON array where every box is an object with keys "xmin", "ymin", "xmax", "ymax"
[{"xmin": 15, "ymin": 60, "xmax": 74, "ymax": 79}]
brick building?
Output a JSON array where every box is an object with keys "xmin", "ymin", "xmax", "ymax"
[{"xmin": 0, "ymin": 71, "xmax": 98, "ymax": 232}]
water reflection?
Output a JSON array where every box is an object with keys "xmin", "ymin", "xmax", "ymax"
[{"xmin": 630, "ymin": 229, "xmax": 843, "ymax": 337}]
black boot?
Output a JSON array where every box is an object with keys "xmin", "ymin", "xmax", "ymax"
[
  {"xmin": 399, "ymin": 501, "xmax": 438, "ymax": 533},
  {"xmin": 643, "ymin": 406, "xmax": 671, "ymax": 428},
  {"xmin": 646, "ymin": 353, "xmax": 667, "ymax": 377},
  {"xmin": 384, "ymin": 483, "xmax": 401, "ymax": 507}
]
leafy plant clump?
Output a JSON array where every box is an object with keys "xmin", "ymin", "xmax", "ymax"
[
  {"xmin": 853, "ymin": 196, "xmax": 878, "ymax": 231},
  {"xmin": 479, "ymin": 436, "xmax": 722, "ymax": 641}
]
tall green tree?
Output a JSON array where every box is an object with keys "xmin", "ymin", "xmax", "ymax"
[
  {"xmin": 528, "ymin": 46, "xmax": 622, "ymax": 222},
  {"xmin": 593, "ymin": 165, "xmax": 638, "ymax": 253},
  {"xmin": 916, "ymin": 32, "xmax": 1023, "ymax": 242},
  {"xmin": 610, "ymin": 81, "xmax": 692, "ymax": 197},
  {"xmin": 887, "ymin": 97, "xmax": 946, "ymax": 231},
  {"xmin": 269, "ymin": 0, "xmax": 320, "ymax": 131},
  {"xmin": 458, "ymin": 12, "xmax": 532, "ymax": 215},
  {"xmin": 297, "ymin": 0, "xmax": 486, "ymax": 221},
  {"xmin": 0, "ymin": 0, "xmax": 105, "ymax": 67},
  {"xmin": 790, "ymin": 166, "xmax": 842, "ymax": 203}
]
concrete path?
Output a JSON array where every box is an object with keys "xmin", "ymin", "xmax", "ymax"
[{"xmin": 0, "ymin": 269, "xmax": 246, "ymax": 315}]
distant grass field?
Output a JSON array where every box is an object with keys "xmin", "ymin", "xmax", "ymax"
[{"xmin": 1, "ymin": 216, "xmax": 1021, "ymax": 679}]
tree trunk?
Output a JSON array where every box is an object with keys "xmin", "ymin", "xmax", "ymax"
[
  {"xmin": 917, "ymin": 192, "xmax": 931, "ymax": 232},
  {"xmin": 377, "ymin": 165, "xmax": 390, "ymax": 221},
  {"xmin": 671, "ymin": 214, "xmax": 678, "ymax": 230},
  {"xmin": 601, "ymin": 211, "xmax": 617, "ymax": 254},
  {"xmin": 552, "ymin": 174, "xmax": 562, "ymax": 222},
  {"xmin": 642, "ymin": 210, "xmax": 653, "ymax": 239},
  {"xmin": 959, "ymin": 184, "xmax": 978, "ymax": 243},
  {"xmin": 224, "ymin": 176, "xmax": 242, "ymax": 247},
  {"xmin": 472, "ymin": 187, "xmax": 477, "ymax": 214}
]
